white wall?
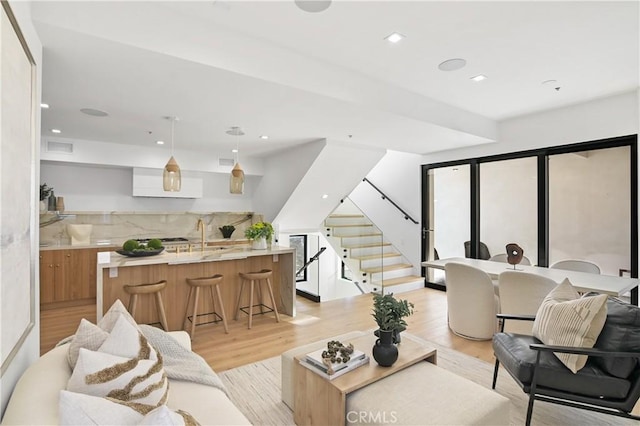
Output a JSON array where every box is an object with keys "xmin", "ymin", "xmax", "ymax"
[
  {"xmin": 350, "ymin": 150, "xmax": 423, "ymax": 269},
  {"xmin": 40, "ymin": 162, "xmax": 258, "ymax": 212},
  {"xmin": 1, "ymin": 1, "xmax": 42, "ymax": 416}
]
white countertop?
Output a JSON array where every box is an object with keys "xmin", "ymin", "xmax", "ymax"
[{"xmin": 97, "ymin": 245, "xmax": 295, "ymax": 268}]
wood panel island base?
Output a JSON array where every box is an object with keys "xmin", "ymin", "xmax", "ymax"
[{"xmin": 96, "ymin": 246, "xmax": 295, "ymax": 331}]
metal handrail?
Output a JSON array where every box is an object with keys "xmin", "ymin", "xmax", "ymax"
[
  {"xmin": 296, "ymin": 247, "xmax": 327, "ymax": 276},
  {"xmin": 362, "ymin": 178, "xmax": 419, "ymax": 224}
]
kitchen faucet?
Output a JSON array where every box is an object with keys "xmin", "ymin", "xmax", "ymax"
[{"xmin": 197, "ymin": 218, "xmax": 205, "ymax": 252}]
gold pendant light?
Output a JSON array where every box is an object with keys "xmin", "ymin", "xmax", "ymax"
[
  {"xmin": 228, "ymin": 126, "xmax": 245, "ymax": 194},
  {"xmin": 163, "ymin": 116, "xmax": 181, "ymax": 192}
]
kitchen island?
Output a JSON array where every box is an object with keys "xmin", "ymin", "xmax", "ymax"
[{"xmin": 97, "ymin": 245, "xmax": 296, "ymax": 330}]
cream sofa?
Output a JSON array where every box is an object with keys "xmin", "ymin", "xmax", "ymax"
[{"xmin": 1, "ymin": 331, "xmax": 250, "ymax": 425}]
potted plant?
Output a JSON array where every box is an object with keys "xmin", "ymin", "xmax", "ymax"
[
  {"xmin": 219, "ymin": 225, "xmax": 236, "ymax": 239},
  {"xmin": 244, "ymin": 221, "xmax": 274, "ymax": 250},
  {"xmin": 371, "ymin": 293, "xmax": 414, "ymax": 366}
]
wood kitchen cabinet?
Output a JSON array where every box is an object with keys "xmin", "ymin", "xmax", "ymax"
[{"xmin": 40, "ymin": 247, "xmax": 116, "ymax": 310}]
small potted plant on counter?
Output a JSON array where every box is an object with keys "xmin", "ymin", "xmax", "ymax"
[
  {"xmin": 244, "ymin": 221, "xmax": 274, "ymax": 250},
  {"xmin": 219, "ymin": 225, "xmax": 236, "ymax": 239},
  {"xmin": 371, "ymin": 293, "xmax": 414, "ymax": 366}
]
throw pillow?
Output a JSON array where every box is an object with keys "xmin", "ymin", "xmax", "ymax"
[
  {"xmin": 98, "ymin": 299, "xmax": 141, "ymax": 333},
  {"xmin": 67, "ymin": 319, "xmax": 110, "ymax": 369},
  {"xmin": 532, "ymin": 278, "xmax": 608, "ymax": 373},
  {"xmin": 138, "ymin": 405, "xmax": 199, "ymax": 426},
  {"xmin": 67, "ymin": 348, "xmax": 168, "ymax": 407},
  {"xmin": 98, "ymin": 315, "xmax": 158, "ymax": 361},
  {"xmin": 59, "ymin": 390, "xmax": 142, "ymax": 425}
]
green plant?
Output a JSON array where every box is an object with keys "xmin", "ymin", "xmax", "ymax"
[
  {"xmin": 244, "ymin": 221, "xmax": 274, "ymax": 242},
  {"xmin": 40, "ymin": 183, "xmax": 53, "ymax": 201},
  {"xmin": 372, "ymin": 293, "xmax": 414, "ymax": 332}
]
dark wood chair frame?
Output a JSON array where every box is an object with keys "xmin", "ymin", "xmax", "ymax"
[{"xmin": 492, "ymin": 313, "xmax": 640, "ymax": 426}]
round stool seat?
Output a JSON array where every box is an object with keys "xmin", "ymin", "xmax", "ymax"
[
  {"xmin": 122, "ymin": 280, "xmax": 168, "ymax": 331},
  {"xmin": 239, "ymin": 269, "xmax": 272, "ymax": 280},
  {"xmin": 186, "ymin": 274, "xmax": 223, "ymax": 287},
  {"xmin": 184, "ymin": 274, "xmax": 228, "ymax": 339}
]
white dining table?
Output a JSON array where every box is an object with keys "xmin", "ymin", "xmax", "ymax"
[{"xmin": 422, "ymin": 257, "xmax": 639, "ymax": 305}]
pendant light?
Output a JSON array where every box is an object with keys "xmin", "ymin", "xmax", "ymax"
[
  {"xmin": 228, "ymin": 126, "xmax": 245, "ymax": 194},
  {"xmin": 163, "ymin": 116, "xmax": 181, "ymax": 192}
]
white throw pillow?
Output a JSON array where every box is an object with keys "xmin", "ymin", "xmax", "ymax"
[
  {"xmin": 532, "ymin": 278, "xmax": 608, "ymax": 373},
  {"xmin": 67, "ymin": 319, "xmax": 110, "ymax": 369},
  {"xmin": 98, "ymin": 299, "xmax": 141, "ymax": 333},
  {"xmin": 68, "ymin": 348, "xmax": 168, "ymax": 407},
  {"xmin": 99, "ymin": 315, "xmax": 158, "ymax": 361},
  {"xmin": 138, "ymin": 405, "xmax": 198, "ymax": 426},
  {"xmin": 59, "ymin": 390, "xmax": 142, "ymax": 425}
]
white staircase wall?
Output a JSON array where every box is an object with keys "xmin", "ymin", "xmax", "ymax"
[
  {"xmin": 264, "ymin": 139, "xmax": 386, "ymax": 232},
  {"xmin": 349, "ymin": 150, "xmax": 423, "ymax": 270}
]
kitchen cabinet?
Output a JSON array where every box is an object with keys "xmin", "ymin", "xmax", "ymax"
[{"xmin": 40, "ymin": 247, "xmax": 116, "ymax": 309}]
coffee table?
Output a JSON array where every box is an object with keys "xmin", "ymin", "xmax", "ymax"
[{"xmin": 293, "ymin": 333, "xmax": 437, "ymax": 426}]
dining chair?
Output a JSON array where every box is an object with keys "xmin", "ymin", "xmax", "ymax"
[
  {"xmin": 497, "ymin": 271, "xmax": 556, "ymax": 335},
  {"xmin": 489, "ymin": 253, "xmax": 532, "ymax": 266},
  {"xmin": 550, "ymin": 259, "xmax": 601, "ymax": 274},
  {"xmin": 464, "ymin": 241, "xmax": 491, "ymax": 260},
  {"xmin": 444, "ymin": 262, "xmax": 499, "ymax": 340}
]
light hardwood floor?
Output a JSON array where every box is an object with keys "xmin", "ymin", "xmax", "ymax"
[{"xmin": 40, "ymin": 287, "xmax": 494, "ymax": 370}]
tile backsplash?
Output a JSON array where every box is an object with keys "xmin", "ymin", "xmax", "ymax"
[{"xmin": 40, "ymin": 211, "xmax": 263, "ymax": 246}]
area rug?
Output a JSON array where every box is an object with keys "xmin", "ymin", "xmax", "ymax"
[{"xmin": 219, "ymin": 339, "xmax": 636, "ymax": 426}]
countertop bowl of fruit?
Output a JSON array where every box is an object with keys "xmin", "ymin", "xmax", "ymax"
[{"xmin": 116, "ymin": 239, "xmax": 165, "ymax": 257}]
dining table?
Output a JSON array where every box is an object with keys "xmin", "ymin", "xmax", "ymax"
[{"xmin": 422, "ymin": 257, "xmax": 639, "ymax": 305}]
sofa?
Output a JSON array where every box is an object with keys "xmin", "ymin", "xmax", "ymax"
[{"xmin": 1, "ymin": 301, "xmax": 250, "ymax": 425}]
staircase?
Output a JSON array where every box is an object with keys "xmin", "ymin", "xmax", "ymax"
[{"xmin": 324, "ymin": 214, "xmax": 424, "ymax": 295}]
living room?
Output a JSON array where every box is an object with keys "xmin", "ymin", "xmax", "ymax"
[{"xmin": 2, "ymin": 1, "xmax": 639, "ymax": 425}]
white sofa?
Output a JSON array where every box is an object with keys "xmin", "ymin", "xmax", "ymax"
[{"xmin": 1, "ymin": 331, "xmax": 250, "ymax": 425}]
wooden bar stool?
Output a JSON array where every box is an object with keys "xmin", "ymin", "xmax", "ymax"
[
  {"xmin": 234, "ymin": 269, "xmax": 280, "ymax": 329},
  {"xmin": 184, "ymin": 274, "xmax": 229, "ymax": 339},
  {"xmin": 123, "ymin": 280, "xmax": 169, "ymax": 331}
]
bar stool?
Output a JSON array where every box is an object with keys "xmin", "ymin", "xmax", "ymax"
[
  {"xmin": 184, "ymin": 274, "xmax": 229, "ymax": 339},
  {"xmin": 235, "ymin": 269, "xmax": 280, "ymax": 329},
  {"xmin": 123, "ymin": 280, "xmax": 169, "ymax": 331}
]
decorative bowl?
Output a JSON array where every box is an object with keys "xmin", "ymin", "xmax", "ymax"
[{"xmin": 116, "ymin": 247, "xmax": 165, "ymax": 257}]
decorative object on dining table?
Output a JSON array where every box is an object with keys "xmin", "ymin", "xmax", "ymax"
[
  {"xmin": 244, "ymin": 221, "xmax": 274, "ymax": 250},
  {"xmin": 506, "ymin": 243, "xmax": 524, "ymax": 270},
  {"xmin": 116, "ymin": 238, "xmax": 165, "ymax": 257},
  {"xmin": 371, "ymin": 293, "xmax": 414, "ymax": 366},
  {"xmin": 219, "ymin": 225, "xmax": 236, "ymax": 239}
]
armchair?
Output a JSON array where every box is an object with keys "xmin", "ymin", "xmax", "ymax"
[{"xmin": 492, "ymin": 305, "xmax": 640, "ymax": 425}]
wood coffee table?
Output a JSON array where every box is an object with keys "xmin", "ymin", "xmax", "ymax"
[{"xmin": 293, "ymin": 333, "xmax": 437, "ymax": 426}]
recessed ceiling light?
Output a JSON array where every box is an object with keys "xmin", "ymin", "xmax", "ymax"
[
  {"xmin": 40, "ymin": 103, "xmax": 49, "ymax": 109},
  {"xmin": 321, "ymin": 194, "xmax": 329, "ymax": 199},
  {"xmin": 438, "ymin": 58, "xmax": 467, "ymax": 71},
  {"xmin": 295, "ymin": 0, "xmax": 331, "ymax": 13},
  {"xmin": 260, "ymin": 135, "xmax": 269, "ymax": 140},
  {"xmin": 385, "ymin": 32, "xmax": 405, "ymax": 43},
  {"xmin": 232, "ymin": 149, "xmax": 238, "ymax": 153},
  {"xmin": 51, "ymin": 129, "xmax": 61, "ymax": 134},
  {"xmin": 470, "ymin": 74, "xmax": 487, "ymax": 82},
  {"xmin": 80, "ymin": 108, "xmax": 109, "ymax": 117},
  {"xmin": 156, "ymin": 140, "xmax": 165, "ymax": 145}
]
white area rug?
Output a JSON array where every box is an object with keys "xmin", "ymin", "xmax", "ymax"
[{"xmin": 219, "ymin": 339, "xmax": 637, "ymax": 426}]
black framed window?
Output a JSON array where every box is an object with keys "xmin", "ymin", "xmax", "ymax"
[
  {"xmin": 341, "ymin": 261, "xmax": 354, "ymax": 281},
  {"xmin": 290, "ymin": 234, "xmax": 307, "ymax": 282}
]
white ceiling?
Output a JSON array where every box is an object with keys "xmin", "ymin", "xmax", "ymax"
[{"xmin": 31, "ymin": 1, "xmax": 639, "ymax": 159}]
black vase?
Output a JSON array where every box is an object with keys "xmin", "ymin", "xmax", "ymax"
[
  {"xmin": 219, "ymin": 227, "xmax": 235, "ymax": 239},
  {"xmin": 372, "ymin": 329, "xmax": 398, "ymax": 367}
]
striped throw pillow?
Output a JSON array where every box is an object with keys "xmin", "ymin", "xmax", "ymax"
[{"xmin": 532, "ymin": 278, "xmax": 608, "ymax": 373}]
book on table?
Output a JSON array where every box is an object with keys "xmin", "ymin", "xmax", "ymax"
[{"xmin": 301, "ymin": 348, "xmax": 369, "ymax": 380}]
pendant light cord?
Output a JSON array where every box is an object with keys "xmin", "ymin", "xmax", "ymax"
[{"xmin": 171, "ymin": 117, "xmax": 175, "ymax": 156}]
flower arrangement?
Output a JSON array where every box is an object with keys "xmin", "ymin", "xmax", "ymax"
[
  {"xmin": 40, "ymin": 183, "xmax": 53, "ymax": 201},
  {"xmin": 244, "ymin": 221, "xmax": 274, "ymax": 242}
]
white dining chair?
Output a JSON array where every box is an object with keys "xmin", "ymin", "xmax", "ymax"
[
  {"xmin": 444, "ymin": 262, "xmax": 500, "ymax": 340},
  {"xmin": 550, "ymin": 259, "xmax": 601, "ymax": 274},
  {"xmin": 498, "ymin": 271, "xmax": 556, "ymax": 335},
  {"xmin": 489, "ymin": 253, "xmax": 532, "ymax": 266}
]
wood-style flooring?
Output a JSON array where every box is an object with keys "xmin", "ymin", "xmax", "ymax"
[{"xmin": 40, "ymin": 287, "xmax": 494, "ymax": 370}]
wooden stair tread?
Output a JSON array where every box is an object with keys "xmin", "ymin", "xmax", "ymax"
[
  {"xmin": 343, "ymin": 242, "xmax": 392, "ymax": 249},
  {"xmin": 352, "ymin": 253, "xmax": 401, "ymax": 260},
  {"xmin": 327, "ymin": 214, "xmax": 365, "ymax": 218},
  {"xmin": 362, "ymin": 263, "xmax": 413, "ymax": 273},
  {"xmin": 339, "ymin": 233, "xmax": 382, "ymax": 237},
  {"xmin": 373, "ymin": 276, "xmax": 424, "ymax": 286},
  {"xmin": 327, "ymin": 224, "xmax": 373, "ymax": 228}
]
